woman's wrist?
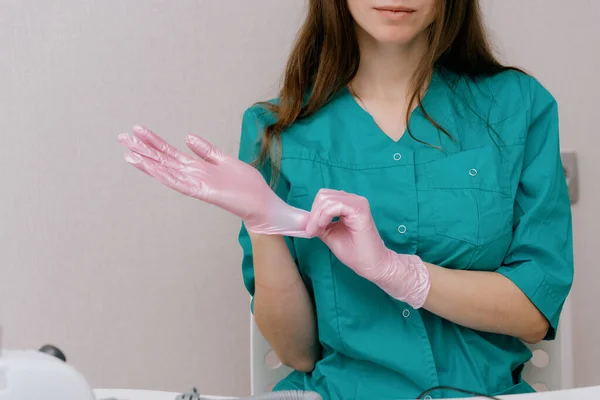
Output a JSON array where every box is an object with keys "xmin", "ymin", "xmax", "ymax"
[
  {"xmin": 244, "ymin": 196, "xmax": 310, "ymax": 238},
  {"xmin": 375, "ymin": 251, "xmax": 431, "ymax": 309},
  {"xmin": 250, "ymin": 231, "xmax": 304, "ymax": 291},
  {"xmin": 248, "ymin": 230, "xmax": 282, "ymax": 243}
]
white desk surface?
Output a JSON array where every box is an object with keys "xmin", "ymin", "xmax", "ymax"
[
  {"xmin": 94, "ymin": 389, "xmax": 234, "ymax": 399},
  {"xmin": 94, "ymin": 385, "xmax": 600, "ymax": 399}
]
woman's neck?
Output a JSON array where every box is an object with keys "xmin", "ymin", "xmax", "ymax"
[{"xmin": 350, "ymin": 27, "xmax": 429, "ymax": 102}]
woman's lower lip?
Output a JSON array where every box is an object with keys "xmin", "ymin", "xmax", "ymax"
[{"xmin": 375, "ymin": 9, "xmax": 414, "ymax": 19}]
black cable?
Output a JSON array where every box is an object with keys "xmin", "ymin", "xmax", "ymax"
[{"xmin": 416, "ymin": 385, "xmax": 501, "ymax": 399}]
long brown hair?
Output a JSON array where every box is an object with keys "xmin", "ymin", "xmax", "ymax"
[{"xmin": 255, "ymin": 0, "xmax": 519, "ymax": 175}]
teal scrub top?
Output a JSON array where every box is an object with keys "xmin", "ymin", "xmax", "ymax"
[{"xmin": 237, "ymin": 69, "xmax": 574, "ymax": 399}]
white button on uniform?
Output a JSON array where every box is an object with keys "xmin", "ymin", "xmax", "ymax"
[
  {"xmin": 402, "ymin": 309, "xmax": 410, "ymax": 318},
  {"xmin": 469, "ymin": 168, "xmax": 478, "ymax": 176},
  {"xmin": 393, "ymin": 152, "xmax": 402, "ymax": 161},
  {"xmin": 397, "ymin": 225, "xmax": 407, "ymax": 234}
]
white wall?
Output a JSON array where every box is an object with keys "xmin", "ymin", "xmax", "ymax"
[
  {"xmin": 0, "ymin": 0, "xmax": 598, "ymax": 396},
  {"xmin": 0, "ymin": 0, "xmax": 306, "ymax": 396}
]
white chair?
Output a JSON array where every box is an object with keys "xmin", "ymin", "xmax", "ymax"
[
  {"xmin": 250, "ymin": 313, "xmax": 570, "ymax": 395},
  {"xmin": 524, "ymin": 338, "xmax": 561, "ymax": 392},
  {"xmin": 523, "ymin": 299, "xmax": 574, "ymax": 393}
]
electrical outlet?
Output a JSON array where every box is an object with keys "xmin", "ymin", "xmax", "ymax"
[{"xmin": 561, "ymin": 151, "xmax": 578, "ymax": 204}]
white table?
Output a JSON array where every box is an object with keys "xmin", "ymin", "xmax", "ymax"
[
  {"xmin": 94, "ymin": 386, "xmax": 600, "ymax": 399},
  {"xmin": 94, "ymin": 389, "xmax": 235, "ymax": 399}
]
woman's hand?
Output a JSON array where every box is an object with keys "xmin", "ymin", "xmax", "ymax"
[
  {"xmin": 118, "ymin": 125, "xmax": 310, "ymax": 237},
  {"xmin": 306, "ymin": 188, "xmax": 431, "ymax": 308}
]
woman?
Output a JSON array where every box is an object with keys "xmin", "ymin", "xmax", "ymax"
[{"xmin": 119, "ymin": 0, "xmax": 573, "ymax": 398}]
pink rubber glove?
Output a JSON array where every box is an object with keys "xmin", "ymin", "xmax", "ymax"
[
  {"xmin": 118, "ymin": 125, "xmax": 310, "ymax": 237},
  {"xmin": 305, "ymin": 189, "xmax": 431, "ymax": 309}
]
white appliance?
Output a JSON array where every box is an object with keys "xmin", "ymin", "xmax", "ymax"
[{"xmin": 0, "ymin": 344, "xmax": 96, "ymax": 400}]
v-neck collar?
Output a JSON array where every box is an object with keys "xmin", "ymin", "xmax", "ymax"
[
  {"xmin": 340, "ymin": 68, "xmax": 455, "ymax": 148},
  {"xmin": 342, "ymin": 69, "xmax": 449, "ymax": 146}
]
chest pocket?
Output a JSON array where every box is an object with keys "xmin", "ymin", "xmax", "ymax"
[{"xmin": 424, "ymin": 145, "xmax": 513, "ymax": 247}]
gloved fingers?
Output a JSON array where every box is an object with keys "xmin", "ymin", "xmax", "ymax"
[
  {"xmin": 306, "ymin": 199, "xmax": 343, "ymax": 237},
  {"xmin": 311, "ymin": 189, "xmax": 363, "ymax": 217},
  {"xmin": 323, "ymin": 190, "xmax": 370, "ymax": 214},
  {"xmin": 124, "ymin": 152, "xmax": 153, "ymax": 178},
  {"xmin": 125, "ymin": 151, "xmax": 180, "ymax": 182},
  {"xmin": 119, "ymin": 133, "xmax": 185, "ymax": 172},
  {"xmin": 318, "ymin": 190, "xmax": 372, "ymax": 218},
  {"xmin": 132, "ymin": 125, "xmax": 196, "ymax": 165},
  {"xmin": 120, "ymin": 132, "xmax": 216, "ymax": 179},
  {"xmin": 312, "ymin": 188, "xmax": 346, "ymax": 198},
  {"xmin": 125, "ymin": 152, "xmax": 207, "ymax": 200},
  {"xmin": 308, "ymin": 189, "xmax": 372, "ymax": 234},
  {"xmin": 185, "ymin": 135, "xmax": 228, "ymax": 164}
]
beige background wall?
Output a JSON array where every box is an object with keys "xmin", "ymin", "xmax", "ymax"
[{"xmin": 0, "ymin": 0, "xmax": 598, "ymax": 396}]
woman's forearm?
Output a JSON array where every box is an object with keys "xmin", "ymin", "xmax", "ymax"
[
  {"xmin": 250, "ymin": 233, "xmax": 319, "ymax": 372},
  {"xmin": 422, "ymin": 263, "xmax": 549, "ymax": 344}
]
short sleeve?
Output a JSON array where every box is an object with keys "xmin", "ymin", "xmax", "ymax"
[
  {"xmin": 236, "ymin": 107, "xmax": 298, "ymax": 312},
  {"xmin": 495, "ymin": 78, "xmax": 574, "ymax": 340}
]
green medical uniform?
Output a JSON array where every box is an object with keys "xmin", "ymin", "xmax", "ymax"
[{"xmin": 237, "ymin": 69, "xmax": 574, "ymax": 399}]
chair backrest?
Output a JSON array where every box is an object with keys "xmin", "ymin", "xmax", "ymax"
[
  {"xmin": 250, "ymin": 315, "xmax": 569, "ymax": 395},
  {"xmin": 523, "ymin": 321, "xmax": 573, "ymax": 393}
]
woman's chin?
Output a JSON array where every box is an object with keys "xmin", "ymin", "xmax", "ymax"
[{"xmin": 370, "ymin": 29, "xmax": 420, "ymax": 46}]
